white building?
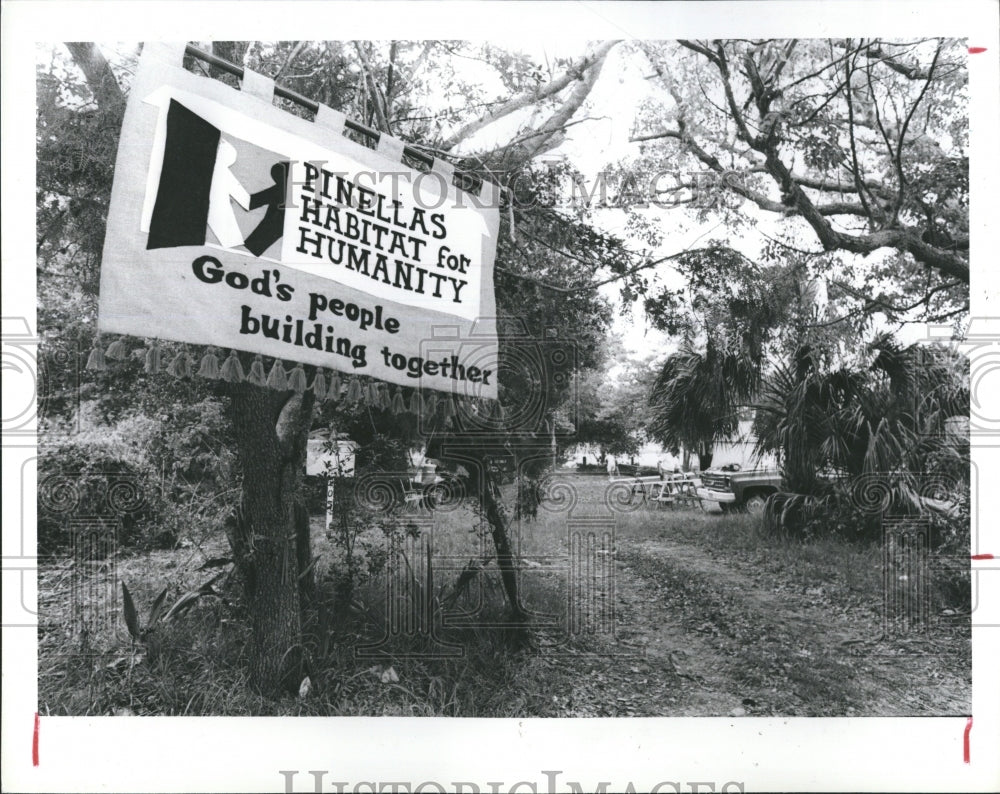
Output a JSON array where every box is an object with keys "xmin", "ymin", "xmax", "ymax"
[{"xmin": 566, "ymin": 419, "xmax": 776, "ymax": 472}]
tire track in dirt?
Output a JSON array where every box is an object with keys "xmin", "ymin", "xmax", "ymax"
[{"xmin": 608, "ymin": 533, "xmax": 969, "ymax": 716}]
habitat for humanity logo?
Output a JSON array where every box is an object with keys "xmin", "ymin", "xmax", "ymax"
[{"xmin": 144, "ymin": 98, "xmax": 289, "ymax": 258}]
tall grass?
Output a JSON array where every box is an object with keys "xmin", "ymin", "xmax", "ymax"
[{"xmin": 38, "ymin": 474, "xmax": 963, "ymax": 716}]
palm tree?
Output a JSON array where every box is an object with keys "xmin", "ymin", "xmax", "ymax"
[
  {"xmin": 648, "ymin": 338, "xmax": 761, "ymax": 470},
  {"xmin": 753, "ymin": 336, "xmax": 969, "ymax": 510}
]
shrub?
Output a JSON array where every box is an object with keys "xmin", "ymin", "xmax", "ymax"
[
  {"xmin": 763, "ymin": 490, "xmax": 881, "ymax": 542},
  {"xmin": 140, "ymin": 398, "xmax": 235, "ymax": 498},
  {"xmin": 38, "ymin": 438, "xmax": 162, "ymax": 555}
]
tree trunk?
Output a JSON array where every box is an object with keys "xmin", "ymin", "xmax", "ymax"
[
  {"xmin": 65, "ymin": 43, "xmax": 125, "ymax": 111},
  {"xmin": 479, "ymin": 463, "xmax": 528, "ymax": 629},
  {"xmin": 698, "ymin": 443, "xmax": 713, "ymax": 471},
  {"xmin": 226, "ymin": 382, "xmax": 314, "ymax": 695}
]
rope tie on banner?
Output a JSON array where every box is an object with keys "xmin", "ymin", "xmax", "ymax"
[
  {"xmin": 265, "ymin": 359, "xmax": 288, "ymax": 391},
  {"xmin": 197, "ymin": 347, "xmax": 221, "ymax": 379},
  {"xmin": 219, "ymin": 349, "xmax": 245, "ymax": 382},
  {"xmin": 311, "ymin": 368, "xmax": 328, "ymax": 401},
  {"xmin": 288, "ymin": 363, "xmax": 308, "ymax": 394},
  {"xmin": 85, "ymin": 336, "xmax": 108, "ymax": 371}
]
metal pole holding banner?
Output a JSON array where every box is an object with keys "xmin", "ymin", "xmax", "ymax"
[{"xmin": 180, "ymin": 44, "xmax": 482, "ymax": 193}]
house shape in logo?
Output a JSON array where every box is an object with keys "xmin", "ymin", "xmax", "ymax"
[{"xmin": 146, "ymin": 99, "xmax": 289, "ymax": 258}]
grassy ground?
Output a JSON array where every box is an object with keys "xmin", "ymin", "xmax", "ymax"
[{"xmin": 37, "ymin": 474, "xmax": 970, "ymax": 716}]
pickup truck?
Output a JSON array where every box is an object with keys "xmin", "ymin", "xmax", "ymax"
[{"xmin": 697, "ymin": 466, "xmax": 783, "ymax": 515}]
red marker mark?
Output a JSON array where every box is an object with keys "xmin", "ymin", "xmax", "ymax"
[
  {"xmin": 963, "ymin": 715, "xmax": 972, "ymax": 763},
  {"xmin": 971, "ymin": 553, "xmax": 995, "ymax": 560},
  {"xmin": 32, "ymin": 713, "xmax": 39, "ymax": 766},
  {"xmin": 968, "ymin": 47, "xmax": 987, "ymax": 54}
]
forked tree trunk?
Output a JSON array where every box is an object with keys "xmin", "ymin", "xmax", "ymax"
[
  {"xmin": 226, "ymin": 383, "xmax": 314, "ymax": 695},
  {"xmin": 478, "ymin": 463, "xmax": 527, "ymax": 628}
]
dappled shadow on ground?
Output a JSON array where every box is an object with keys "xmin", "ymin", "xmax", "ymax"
[{"xmin": 37, "ymin": 475, "xmax": 970, "ymax": 716}]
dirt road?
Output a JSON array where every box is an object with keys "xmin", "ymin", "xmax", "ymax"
[{"xmin": 533, "ymin": 524, "xmax": 970, "ymax": 717}]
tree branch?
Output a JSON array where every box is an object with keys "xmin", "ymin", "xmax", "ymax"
[
  {"xmin": 273, "ymin": 41, "xmax": 305, "ymax": 82},
  {"xmin": 440, "ymin": 41, "xmax": 619, "ymax": 151},
  {"xmin": 64, "ymin": 42, "xmax": 125, "ymax": 110},
  {"xmin": 843, "ymin": 44, "xmax": 878, "ymax": 225},
  {"xmin": 678, "ymin": 39, "xmax": 969, "ymax": 283},
  {"xmin": 521, "ymin": 51, "xmax": 610, "ymax": 159},
  {"xmin": 633, "ymin": 116, "xmax": 872, "ymax": 218},
  {"xmin": 498, "ymin": 244, "xmax": 753, "ymax": 295},
  {"xmin": 890, "ymin": 39, "xmax": 943, "ymax": 222},
  {"xmin": 707, "ymin": 41, "xmax": 757, "ymax": 146},
  {"xmin": 353, "ymin": 42, "xmax": 391, "ymax": 134},
  {"xmin": 849, "ymin": 40, "xmax": 934, "ymax": 80}
]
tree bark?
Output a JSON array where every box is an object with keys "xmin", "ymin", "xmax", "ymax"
[
  {"xmin": 657, "ymin": 41, "xmax": 970, "ymax": 284},
  {"xmin": 479, "ymin": 463, "xmax": 528, "ymax": 628},
  {"xmin": 65, "ymin": 43, "xmax": 125, "ymax": 111},
  {"xmin": 441, "ymin": 41, "xmax": 619, "ymax": 152},
  {"xmin": 226, "ymin": 383, "xmax": 314, "ymax": 695}
]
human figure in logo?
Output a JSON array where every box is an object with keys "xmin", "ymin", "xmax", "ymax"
[
  {"xmin": 243, "ymin": 161, "xmax": 290, "ymax": 257},
  {"xmin": 206, "ymin": 140, "xmax": 251, "ymax": 249}
]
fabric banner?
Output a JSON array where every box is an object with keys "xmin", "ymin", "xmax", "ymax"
[{"xmin": 98, "ymin": 43, "xmax": 500, "ymax": 398}]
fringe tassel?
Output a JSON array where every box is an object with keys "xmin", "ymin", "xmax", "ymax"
[
  {"xmin": 346, "ymin": 377, "xmax": 363, "ymax": 403},
  {"xmin": 440, "ymin": 396, "xmax": 456, "ymax": 420},
  {"xmin": 246, "ymin": 355, "xmax": 267, "ymax": 386},
  {"xmin": 311, "ymin": 369, "xmax": 328, "ymax": 401},
  {"xmin": 166, "ymin": 350, "xmax": 192, "ymax": 379},
  {"xmin": 364, "ymin": 381, "xmax": 380, "ymax": 407},
  {"xmin": 328, "ymin": 370, "xmax": 341, "ymax": 399},
  {"xmin": 197, "ymin": 347, "xmax": 221, "ymax": 379},
  {"xmin": 391, "ymin": 388, "xmax": 406, "ymax": 415},
  {"xmin": 288, "ymin": 364, "xmax": 308, "ymax": 394},
  {"xmin": 85, "ymin": 340, "xmax": 107, "ymax": 371},
  {"xmin": 423, "ymin": 391, "xmax": 439, "ymax": 420},
  {"xmin": 266, "ymin": 360, "xmax": 288, "ymax": 391},
  {"xmin": 220, "ymin": 350, "xmax": 245, "ymax": 382},
  {"xmin": 144, "ymin": 341, "xmax": 162, "ymax": 374},
  {"xmin": 104, "ymin": 338, "xmax": 127, "ymax": 361},
  {"xmin": 408, "ymin": 389, "xmax": 424, "ymax": 416}
]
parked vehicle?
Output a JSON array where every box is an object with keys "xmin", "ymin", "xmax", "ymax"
[
  {"xmin": 697, "ymin": 464, "xmax": 783, "ymax": 515},
  {"xmin": 616, "ymin": 463, "xmax": 660, "ymax": 478}
]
